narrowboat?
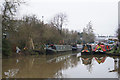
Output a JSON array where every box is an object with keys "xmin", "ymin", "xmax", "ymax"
[
  {"xmin": 104, "ymin": 43, "xmax": 114, "ymax": 51},
  {"xmin": 72, "ymin": 44, "xmax": 77, "ymax": 51},
  {"xmin": 81, "ymin": 44, "xmax": 92, "ymax": 55},
  {"xmin": 105, "ymin": 45, "xmax": 111, "ymax": 51},
  {"xmin": 45, "ymin": 44, "xmax": 72, "ymax": 53},
  {"xmin": 107, "ymin": 44, "xmax": 114, "ymax": 50},
  {"xmin": 71, "ymin": 44, "xmax": 83, "ymax": 51},
  {"xmin": 91, "ymin": 44, "xmax": 97, "ymax": 52},
  {"xmin": 77, "ymin": 44, "xmax": 83, "ymax": 50},
  {"xmin": 93, "ymin": 43, "xmax": 106, "ymax": 54}
]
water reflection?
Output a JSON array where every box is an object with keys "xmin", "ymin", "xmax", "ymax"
[
  {"xmin": 81, "ymin": 55, "xmax": 93, "ymax": 73},
  {"xmin": 2, "ymin": 52, "xmax": 120, "ymax": 78},
  {"xmin": 94, "ymin": 56, "xmax": 106, "ymax": 64}
]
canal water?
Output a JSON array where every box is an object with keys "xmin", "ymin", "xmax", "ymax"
[{"xmin": 2, "ymin": 51, "xmax": 120, "ymax": 78}]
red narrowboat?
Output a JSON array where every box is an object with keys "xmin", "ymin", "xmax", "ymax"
[
  {"xmin": 93, "ymin": 43, "xmax": 106, "ymax": 54},
  {"xmin": 105, "ymin": 45, "xmax": 110, "ymax": 51}
]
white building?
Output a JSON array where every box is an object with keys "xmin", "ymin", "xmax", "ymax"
[{"xmin": 95, "ymin": 35, "xmax": 118, "ymax": 41}]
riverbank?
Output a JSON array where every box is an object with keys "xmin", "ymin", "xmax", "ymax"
[{"xmin": 2, "ymin": 49, "xmax": 46, "ymax": 59}]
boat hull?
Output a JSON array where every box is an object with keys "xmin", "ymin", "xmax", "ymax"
[
  {"xmin": 45, "ymin": 45, "xmax": 72, "ymax": 54},
  {"xmin": 46, "ymin": 48, "xmax": 56, "ymax": 54},
  {"xmin": 72, "ymin": 47, "xmax": 77, "ymax": 51},
  {"xmin": 81, "ymin": 52, "xmax": 92, "ymax": 55},
  {"xmin": 93, "ymin": 51, "xmax": 106, "ymax": 54}
]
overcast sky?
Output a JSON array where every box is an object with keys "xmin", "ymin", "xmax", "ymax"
[{"xmin": 17, "ymin": 0, "xmax": 119, "ymax": 36}]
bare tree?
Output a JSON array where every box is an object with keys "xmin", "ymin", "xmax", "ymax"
[
  {"xmin": 2, "ymin": 0, "xmax": 25, "ymax": 32},
  {"xmin": 82, "ymin": 21, "xmax": 95, "ymax": 43},
  {"xmin": 50, "ymin": 13, "xmax": 67, "ymax": 34}
]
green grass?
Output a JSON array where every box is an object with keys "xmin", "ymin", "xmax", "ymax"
[{"xmin": 108, "ymin": 46, "xmax": 120, "ymax": 54}]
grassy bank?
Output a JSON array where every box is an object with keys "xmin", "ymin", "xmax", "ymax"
[{"xmin": 106, "ymin": 46, "xmax": 120, "ymax": 56}]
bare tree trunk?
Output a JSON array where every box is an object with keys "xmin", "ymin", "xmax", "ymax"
[
  {"xmin": 27, "ymin": 37, "xmax": 34, "ymax": 50},
  {"xmin": 30, "ymin": 38, "xmax": 34, "ymax": 50}
]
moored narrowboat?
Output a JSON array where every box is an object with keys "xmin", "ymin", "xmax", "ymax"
[
  {"xmin": 105, "ymin": 45, "xmax": 110, "ymax": 51},
  {"xmin": 93, "ymin": 43, "xmax": 106, "ymax": 54},
  {"xmin": 45, "ymin": 44, "xmax": 72, "ymax": 53},
  {"xmin": 81, "ymin": 44, "xmax": 92, "ymax": 55},
  {"xmin": 72, "ymin": 44, "xmax": 77, "ymax": 51},
  {"xmin": 107, "ymin": 44, "xmax": 114, "ymax": 51}
]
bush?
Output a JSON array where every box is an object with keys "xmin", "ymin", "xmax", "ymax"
[{"xmin": 2, "ymin": 39, "xmax": 12, "ymax": 56}]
